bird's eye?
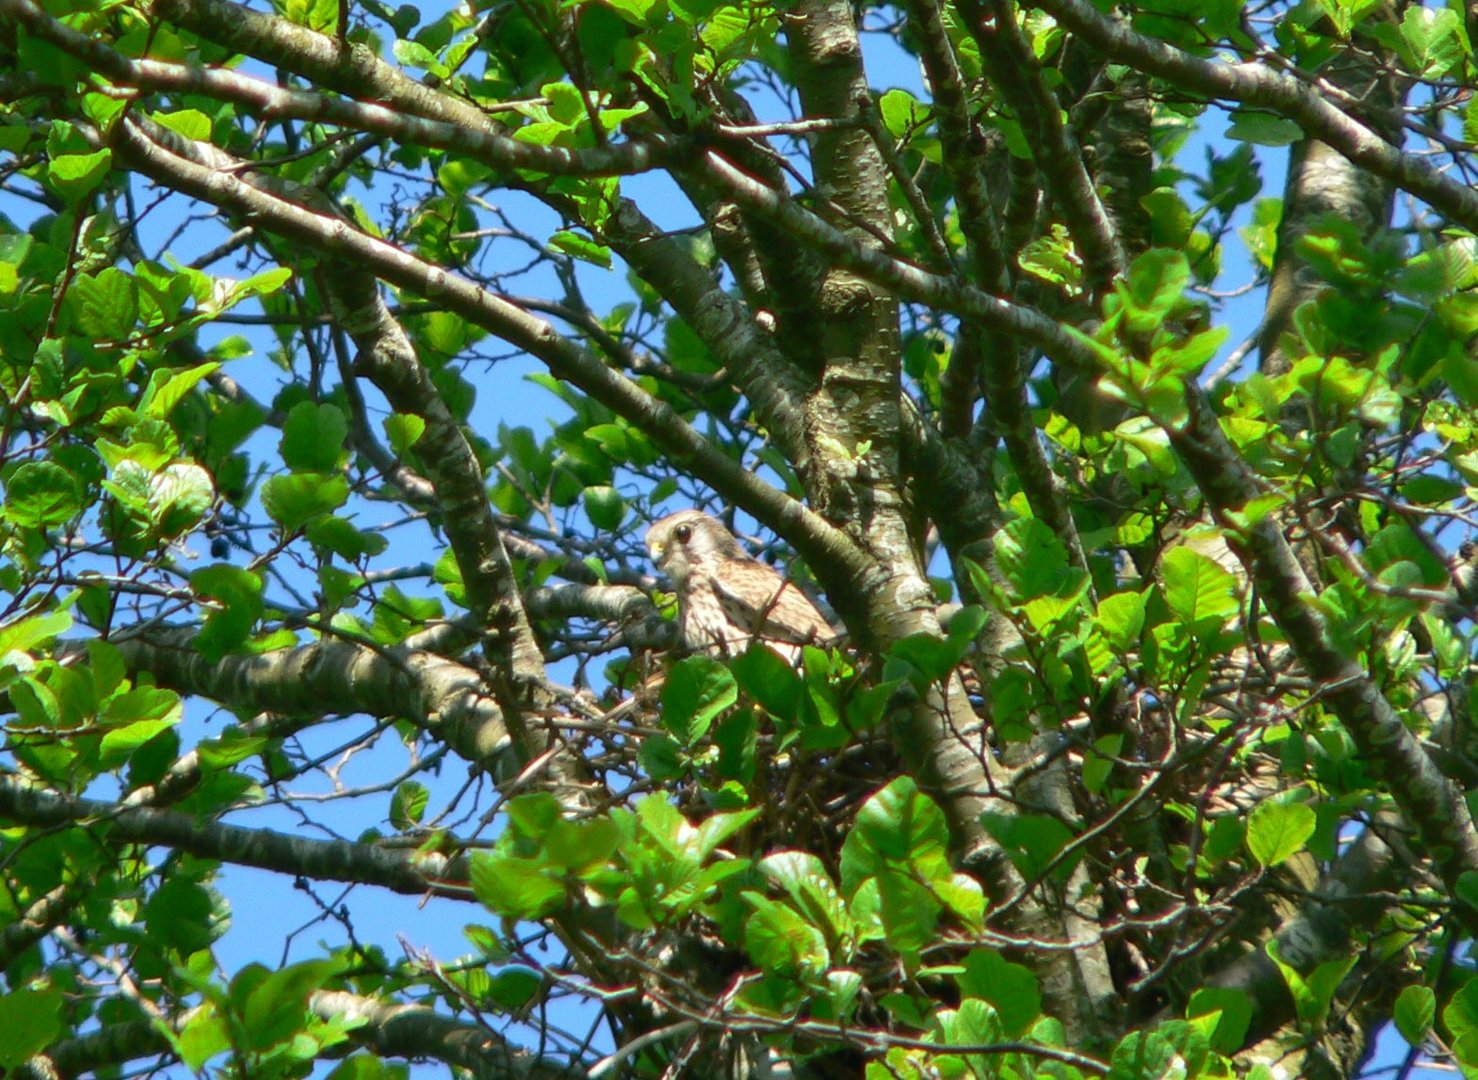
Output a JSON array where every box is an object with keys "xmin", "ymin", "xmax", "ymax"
[{"xmin": 675, "ymin": 524, "xmax": 692, "ymax": 543}]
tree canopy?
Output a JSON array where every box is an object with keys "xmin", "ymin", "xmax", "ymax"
[{"xmin": 1, "ymin": 0, "xmax": 1477, "ymax": 1075}]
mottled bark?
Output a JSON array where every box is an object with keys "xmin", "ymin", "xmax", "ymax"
[{"xmin": 1260, "ymin": 17, "xmax": 1405, "ymax": 375}]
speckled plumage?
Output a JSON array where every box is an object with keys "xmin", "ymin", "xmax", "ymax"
[{"xmin": 645, "ymin": 510, "xmax": 832, "ymax": 662}]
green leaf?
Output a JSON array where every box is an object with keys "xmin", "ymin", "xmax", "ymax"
[
  {"xmin": 463, "ymin": 924, "xmax": 509, "ymax": 961},
  {"xmin": 1187, "ymin": 986, "xmax": 1252, "ymax": 1054},
  {"xmin": 0, "ymin": 231, "xmax": 32, "ymax": 295},
  {"xmin": 742, "ymin": 891, "xmax": 830, "ymax": 981},
  {"xmin": 1317, "ymin": 0, "xmax": 1382, "ymax": 35},
  {"xmin": 144, "ymin": 877, "xmax": 223, "ymax": 954},
  {"xmin": 370, "ymin": 584, "xmax": 443, "ymax": 643},
  {"xmin": 383, "ymin": 413, "xmax": 425, "ymax": 454},
  {"xmin": 1398, "ymin": 6, "xmax": 1464, "ymax": 78},
  {"xmin": 1399, "ymin": 474, "xmax": 1463, "ymax": 506},
  {"xmin": 1394, "ymin": 984, "xmax": 1435, "ymax": 1047},
  {"xmin": 935, "ymin": 872, "xmax": 984, "ymax": 929},
  {"xmin": 231, "ymin": 267, "xmax": 294, "ymax": 302},
  {"xmin": 1239, "ymin": 198, "xmax": 1282, "ymax": 272},
  {"xmin": 1152, "ymin": 324, "xmax": 1228, "ymax": 376},
  {"xmin": 1457, "ymin": 870, "xmax": 1478, "ymax": 915},
  {"xmin": 758, "ymin": 850, "xmax": 854, "ymax": 950},
  {"xmin": 176, "ymin": 1004, "xmax": 231, "ymax": 1070},
  {"xmin": 1019, "ymin": 224, "xmax": 1082, "ymax": 288},
  {"xmin": 1107, "ymin": 1022, "xmax": 1209, "ymax": 1080},
  {"xmin": 152, "ymin": 463, "xmax": 215, "ymax": 539},
  {"xmin": 841, "ymin": 777, "xmax": 950, "ymax": 889},
  {"xmin": 1095, "ymin": 590, "xmax": 1146, "ymax": 651},
  {"xmin": 548, "ymin": 229, "xmax": 612, "ymax": 268},
  {"xmin": 879, "ymin": 88, "xmax": 929, "ymax": 138},
  {"xmin": 658, "ymin": 314, "xmax": 719, "ymax": 376},
  {"xmin": 281, "ymin": 401, "xmax": 349, "ymax": 472},
  {"xmin": 544, "ymin": 817, "xmax": 620, "ymax": 873},
  {"xmin": 660, "ymin": 655, "xmax": 738, "ymax": 743},
  {"xmin": 979, "ymin": 811, "xmax": 1079, "ymax": 884},
  {"xmin": 600, "ymin": 0, "xmax": 659, "ymax": 24},
  {"xmin": 816, "ymin": 968, "xmax": 863, "ymax": 1023},
  {"xmin": 197, "ymin": 730, "xmax": 268, "ymax": 769},
  {"xmin": 957, "ymin": 950, "xmax": 1042, "ymax": 1037},
  {"xmin": 485, "ymin": 966, "xmax": 542, "ymax": 1010},
  {"xmin": 856, "ymin": 776, "xmax": 948, "ymax": 866},
  {"xmin": 470, "ymin": 851, "xmax": 566, "ymax": 919},
  {"xmin": 730, "ymin": 645, "xmax": 802, "ymax": 722},
  {"xmin": 1226, "ymin": 112, "xmax": 1303, "ymax": 146},
  {"xmin": 1446, "ymin": 976, "xmax": 1478, "ymax": 1042},
  {"xmin": 280, "ymin": 0, "xmax": 339, "ymax": 33},
  {"xmin": 0, "ymin": 986, "xmax": 63, "ymax": 1068},
  {"xmin": 152, "ymin": 107, "xmax": 213, "ymax": 140},
  {"xmin": 506, "ymin": 792, "xmax": 562, "ymax": 843},
  {"xmin": 874, "ymin": 868, "xmax": 940, "ymax": 955},
  {"xmin": 713, "ymin": 707, "xmax": 757, "ymax": 782},
  {"xmin": 638, "ymin": 732, "xmax": 683, "ymax": 782},
  {"xmin": 86, "ymin": 638, "xmax": 126, "ymax": 698},
  {"xmin": 887, "ymin": 632, "xmax": 966, "ymax": 686},
  {"xmin": 1160, "ymin": 545, "xmax": 1239, "ymax": 631},
  {"xmin": 100, "ymin": 716, "xmax": 179, "ymax": 766},
  {"xmin": 1266, "ymin": 939, "xmax": 1357, "ymax": 1027},
  {"xmin": 583, "ymin": 485, "xmax": 625, "ymax": 530},
  {"xmin": 693, "ymin": 806, "xmax": 759, "ymax": 861},
  {"xmin": 1126, "ymin": 249, "xmax": 1189, "ymax": 320},
  {"xmin": 1082, "ymin": 734, "xmax": 1123, "ymax": 796},
  {"xmin": 261, "ymin": 472, "xmax": 350, "ymax": 532},
  {"xmin": 542, "ymin": 82, "xmax": 586, "ymax": 125},
  {"xmin": 390, "ymin": 780, "xmax": 429, "ymax": 830},
  {"xmin": 5, "ymin": 461, "xmax": 82, "ymax": 527},
  {"xmin": 139, "ymin": 361, "xmax": 220, "ymax": 419},
  {"xmin": 70, "ymin": 267, "xmax": 138, "ymax": 339},
  {"xmin": 47, "ymin": 149, "xmax": 113, "ymax": 203},
  {"xmin": 394, "ymin": 35, "xmax": 442, "ymax": 72},
  {"xmin": 994, "ymin": 517, "xmax": 1073, "ymax": 599},
  {"xmin": 10, "ymin": 676, "xmax": 60, "ymax": 728},
  {"xmin": 1141, "ymin": 187, "xmax": 1192, "ymax": 248},
  {"xmin": 0, "ymin": 607, "xmax": 73, "ymax": 661},
  {"xmin": 306, "ymin": 516, "xmax": 389, "ymax": 561},
  {"xmin": 939, "ymin": 998, "xmax": 1004, "ymax": 1065},
  {"xmin": 191, "ymin": 564, "xmax": 264, "ymax": 661},
  {"xmin": 0, "ymin": 125, "xmax": 32, "ymax": 154},
  {"xmin": 324, "ymin": 1055, "xmax": 398, "ymax": 1080},
  {"xmin": 240, "ymin": 958, "xmax": 343, "ymax": 1051},
  {"xmin": 1246, "ymin": 800, "xmax": 1315, "ymax": 867},
  {"xmin": 102, "ymin": 684, "xmax": 179, "ymax": 725}
]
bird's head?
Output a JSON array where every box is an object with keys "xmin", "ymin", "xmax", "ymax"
[{"xmin": 645, "ymin": 510, "xmax": 746, "ymax": 586}]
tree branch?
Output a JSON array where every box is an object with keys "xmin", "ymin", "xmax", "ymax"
[
  {"xmin": 100, "ymin": 627, "xmax": 511, "ymax": 768},
  {"xmin": 1024, "ymin": 0, "xmax": 1478, "ymax": 233},
  {"xmin": 310, "ymin": 990, "xmax": 587, "ymax": 1078},
  {"xmin": 16, "ymin": 991, "xmax": 585, "ymax": 1079},
  {"xmin": 602, "ymin": 198, "xmax": 812, "ymax": 470},
  {"xmin": 697, "ymin": 150, "xmax": 1102, "ymax": 371},
  {"xmin": 102, "ymin": 116, "xmax": 870, "ymax": 596},
  {"xmin": 0, "ymin": 776, "xmax": 470, "ymax": 897},
  {"xmin": 1213, "ymin": 817, "xmax": 1406, "ymax": 1052},
  {"xmin": 957, "ymin": 0, "xmax": 1126, "ymax": 291},
  {"xmin": 1168, "ymin": 385, "xmax": 1478, "ymax": 937},
  {"xmin": 0, "ymin": 0, "xmax": 670, "ymax": 178}
]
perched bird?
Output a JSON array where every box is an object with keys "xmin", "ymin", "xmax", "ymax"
[{"xmin": 645, "ymin": 510, "xmax": 832, "ymax": 662}]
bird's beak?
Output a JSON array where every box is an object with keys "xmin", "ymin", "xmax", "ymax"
[{"xmin": 647, "ymin": 540, "xmax": 665, "ymax": 567}]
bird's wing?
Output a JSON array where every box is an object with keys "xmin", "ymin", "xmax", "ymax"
[{"xmin": 709, "ymin": 560, "xmax": 832, "ymax": 646}]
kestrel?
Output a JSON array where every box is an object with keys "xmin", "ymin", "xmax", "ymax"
[{"xmin": 645, "ymin": 510, "xmax": 832, "ymax": 663}]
